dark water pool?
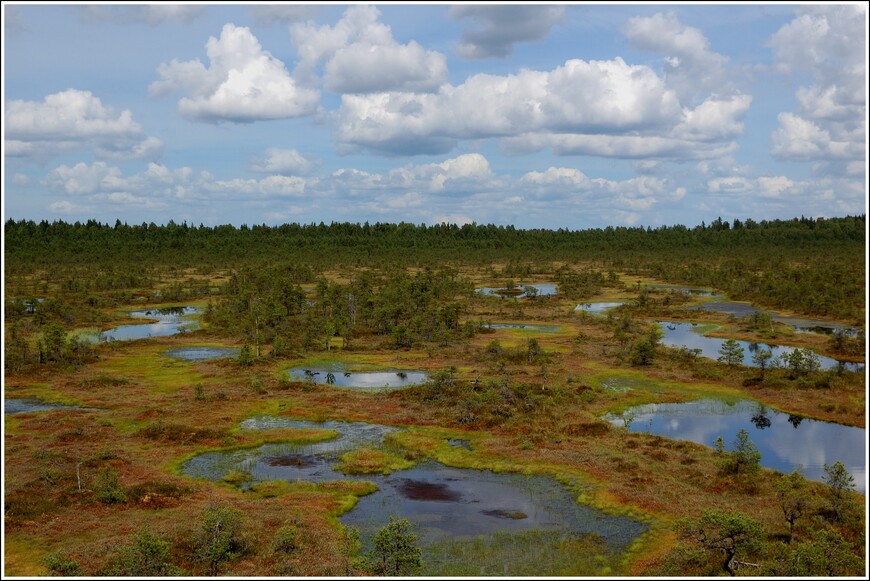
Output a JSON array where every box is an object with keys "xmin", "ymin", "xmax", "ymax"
[
  {"xmin": 484, "ymin": 323, "xmax": 562, "ymax": 333},
  {"xmin": 163, "ymin": 346, "xmax": 240, "ymax": 361},
  {"xmin": 477, "ymin": 284, "xmax": 557, "ymax": 297},
  {"xmin": 575, "ymin": 302, "xmax": 624, "ymax": 314},
  {"xmin": 684, "ymin": 302, "xmax": 859, "ymax": 336},
  {"xmin": 642, "ymin": 284, "xmax": 718, "ymax": 297},
  {"xmin": 5, "ymin": 398, "xmax": 98, "ymax": 414},
  {"xmin": 605, "ymin": 398, "xmax": 865, "ymax": 492},
  {"xmin": 658, "ymin": 322, "xmax": 863, "ymax": 372},
  {"xmin": 101, "ymin": 306, "xmax": 201, "ymax": 341},
  {"xmin": 181, "ymin": 417, "xmax": 646, "ymax": 556},
  {"xmin": 287, "ymin": 365, "xmax": 428, "ymax": 391}
]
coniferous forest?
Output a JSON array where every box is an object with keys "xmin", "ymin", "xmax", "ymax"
[{"xmin": 3, "ymin": 215, "xmax": 866, "ymax": 577}]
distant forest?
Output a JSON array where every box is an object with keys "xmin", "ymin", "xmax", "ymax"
[{"xmin": 4, "ymin": 215, "xmax": 866, "ymax": 321}]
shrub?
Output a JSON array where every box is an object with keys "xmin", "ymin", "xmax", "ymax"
[
  {"xmin": 824, "ymin": 460, "xmax": 856, "ymax": 522},
  {"xmin": 93, "ymin": 466, "xmax": 125, "ymax": 504},
  {"xmin": 43, "ymin": 552, "xmax": 81, "ymax": 576},
  {"xmin": 273, "ymin": 525, "xmax": 298, "ymax": 555},
  {"xmin": 366, "ymin": 517, "xmax": 422, "ymax": 576},
  {"xmin": 104, "ymin": 529, "xmax": 183, "ymax": 576},
  {"xmin": 194, "ymin": 504, "xmax": 247, "ymax": 575},
  {"xmin": 717, "ymin": 429, "xmax": 761, "ymax": 478}
]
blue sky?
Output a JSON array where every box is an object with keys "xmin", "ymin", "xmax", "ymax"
[{"xmin": 3, "ymin": 2, "xmax": 867, "ymax": 229}]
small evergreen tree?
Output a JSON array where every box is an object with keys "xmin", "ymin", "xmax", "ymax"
[
  {"xmin": 367, "ymin": 517, "xmax": 422, "ymax": 576},
  {"xmin": 93, "ymin": 466, "xmax": 125, "ymax": 504},
  {"xmin": 823, "ymin": 460, "xmax": 855, "ymax": 521},
  {"xmin": 238, "ymin": 343, "xmax": 254, "ymax": 367},
  {"xmin": 718, "ymin": 339, "xmax": 745, "ymax": 367},
  {"xmin": 751, "ymin": 348, "xmax": 772, "ymax": 379},
  {"xmin": 43, "ymin": 552, "xmax": 81, "ymax": 576},
  {"xmin": 775, "ymin": 471, "xmax": 809, "ymax": 542},
  {"xmin": 105, "ymin": 529, "xmax": 182, "ymax": 576},
  {"xmin": 194, "ymin": 504, "xmax": 246, "ymax": 575},
  {"xmin": 718, "ymin": 429, "xmax": 761, "ymax": 478},
  {"xmin": 677, "ymin": 509, "xmax": 763, "ymax": 576}
]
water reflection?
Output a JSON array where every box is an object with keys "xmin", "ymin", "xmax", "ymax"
[
  {"xmin": 606, "ymin": 399, "xmax": 866, "ymax": 492},
  {"xmin": 484, "ymin": 323, "xmax": 562, "ymax": 333},
  {"xmin": 163, "ymin": 346, "xmax": 240, "ymax": 361},
  {"xmin": 476, "ymin": 284, "xmax": 557, "ymax": 297},
  {"xmin": 101, "ymin": 306, "xmax": 201, "ymax": 341},
  {"xmin": 642, "ymin": 285, "xmax": 718, "ymax": 297},
  {"xmin": 286, "ymin": 365, "xmax": 428, "ymax": 391},
  {"xmin": 5, "ymin": 398, "xmax": 98, "ymax": 414},
  {"xmin": 181, "ymin": 417, "xmax": 646, "ymax": 554},
  {"xmin": 658, "ymin": 322, "xmax": 863, "ymax": 372},
  {"xmin": 684, "ymin": 302, "xmax": 859, "ymax": 336},
  {"xmin": 575, "ymin": 302, "xmax": 624, "ymax": 314}
]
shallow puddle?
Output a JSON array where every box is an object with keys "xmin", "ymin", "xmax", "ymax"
[
  {"xmin": 575, "ymin": 302, "xmax": 623, "ymax": 314},
  {"xmin": 4, "ymin": 398, "xmax": 97, "ymax": 414},
  {"xmin": 658, "ymin": 321, "xmax": 863, "ymax": 372},
  {"xmin": 606, "ymin": 398, "xmax": 866, "ymax": 492},
  {"xmin": 642, "ymin": 284, "xmax": 718, "ymax": 297},
  {"xmin": 181, "ymin": 417, "xmax": 647, "ymax": 559},
  {"xmin": 484, "ymin": 323, "xmax": 562, "ymax": 333},
  {"xmin": 101, "ymin": 306, "xmax": 201, "ymax": 341},
  {"xmin": 286, "ymin": 365, "xmax": 428, "ymax": 391},
  {"xmin": 477, "ymin": 284, "xmax": 557, "ymax": 297},
  {"xmin": 162, "ymin": 346, "xmax": 240, "ymax": 361},
  {"xmin": 684, "ymin": 302, "xmax": 859, "ymax": 336}
]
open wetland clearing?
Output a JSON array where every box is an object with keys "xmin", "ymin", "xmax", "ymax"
[{"xmin": 4, "ymin": 217, "xmax": 866, "ymax": 577}]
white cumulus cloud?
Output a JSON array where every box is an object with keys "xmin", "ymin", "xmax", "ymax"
[
  {"xmin": 336, "ymin": 57, "xmax": 700, "ymax": 156},
  {"xmin": 5, "ymin": 89, "xmax": 162, "ymax": 160},
  {"xmin": 767, "ymin": 6, "xmax": 866, "ymax": 168},
  {"xmin": 623, "ymin": 12, "xmax": 731, "ymax": 103},
  {"xmin": 249, "ymin": 148, "xmax": 317, "ymax": 175},
  {"xmin": 43, "ymin": 161, "xmax": 309, "ymax": 203},
  {"xmin": 151, "ymin": 23, "xmax": 320, "ymax": 123},
  {"xmin": 290, "ymin": 5, "xmax": 447, "ymax": 94},
  {"xmin": 450, "ymin": 5, "xmax": 565, "ymax": 59}
]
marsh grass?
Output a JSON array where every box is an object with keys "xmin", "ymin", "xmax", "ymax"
[
  {"xmin": 3, "ymin": 271, "xmax": 863, "ymax": 576},
  {"xmin": 422, "ymin": 529, "xmax": 620, "ymax": 576},
  {"xmin": 335, "ymin": 448, "xmax": 414, "ymax": 475}
]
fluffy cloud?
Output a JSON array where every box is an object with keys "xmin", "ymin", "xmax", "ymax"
[
  {"xmin": 449, "ymin": 5, "xmax": 565, "ymax": 59},
  {"xmin": 767, "ymin": 6, "xmax": 866, "ymax": 166},
  {"xmin": 49, "ymin": 200, "xmax": 86, "ymax": 215},
  {"xmin": 771, "ymin": 112, "xmax": 862, "ymax": 160},
  {"xmin": 290, "ymin": 5, "xmax": 447, "ymax": 93},
  {"xmin": 44, "ymin": 161, "xmax": 309, "ymax": 201},
  {"xmin": 336, "ymin": 57, "xmax": 723, "ymax": 156},
  {"xmin": 326, "ymin": 153, "xmax": 495, "ymax": 196},
  {"xmin": 77, "ymin": 5, "xmax": 205, "ymax": 26},
  {"xmin": 151, "ymin": 23, "xmax": 319, "ymax": 122},
  {"xmin": 5, "ymin": 89, "xmax": 162, "ymax": 160},
  {"xmin": 623, "ymin": 12, "xmax": 731, "ymax": 102},
  {"xmin": 249, "ymin": 148, "xmax": 317, "ymax": 175},
  {"xmin": 521, "ymin": 167, "xmax": 592, "ymax": 190},
  {"xmin": 707, "ymin": 173, "xmax": 864, "ymax": 215}
]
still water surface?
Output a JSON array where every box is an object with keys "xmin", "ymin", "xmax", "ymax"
[
  {"xmin": 102, "ymin": 306, "xmax": 201, "ymax": 341},
  {"xmin": 606, "ymin": 398, "xmax": 865, "ymax": 492},
  {"xmin": 658, "ymin": 322, "xmax": 863, "ymax": 372},
  {"xmin": 287, "ymin": 365, "xmax": 429, "ymax": 390},
  {"xmin": 182, "ymin": 417, "xmax": 646, "ymax": 553}
]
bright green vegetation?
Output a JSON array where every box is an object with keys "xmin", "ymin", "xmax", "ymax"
[{"xmin": 3, "ymin": 215, "xmax": 865, "ymax": 577}]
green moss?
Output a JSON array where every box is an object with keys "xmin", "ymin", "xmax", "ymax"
[
  {"xmin": 334, "ymin": 448, "xmax": 414, "ymax": 475},
  {"xmin": 221, "ymin": 469, "xmax": 252, "ymax": 485},
  {"xmin": 248, "ymin": 480, "xmax": 293, "ymax": 498}
]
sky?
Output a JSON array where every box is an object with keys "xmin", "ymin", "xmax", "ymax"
[{"xmin": 2, "ymin": 2, "xmax": 867, "ymax": 229}]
